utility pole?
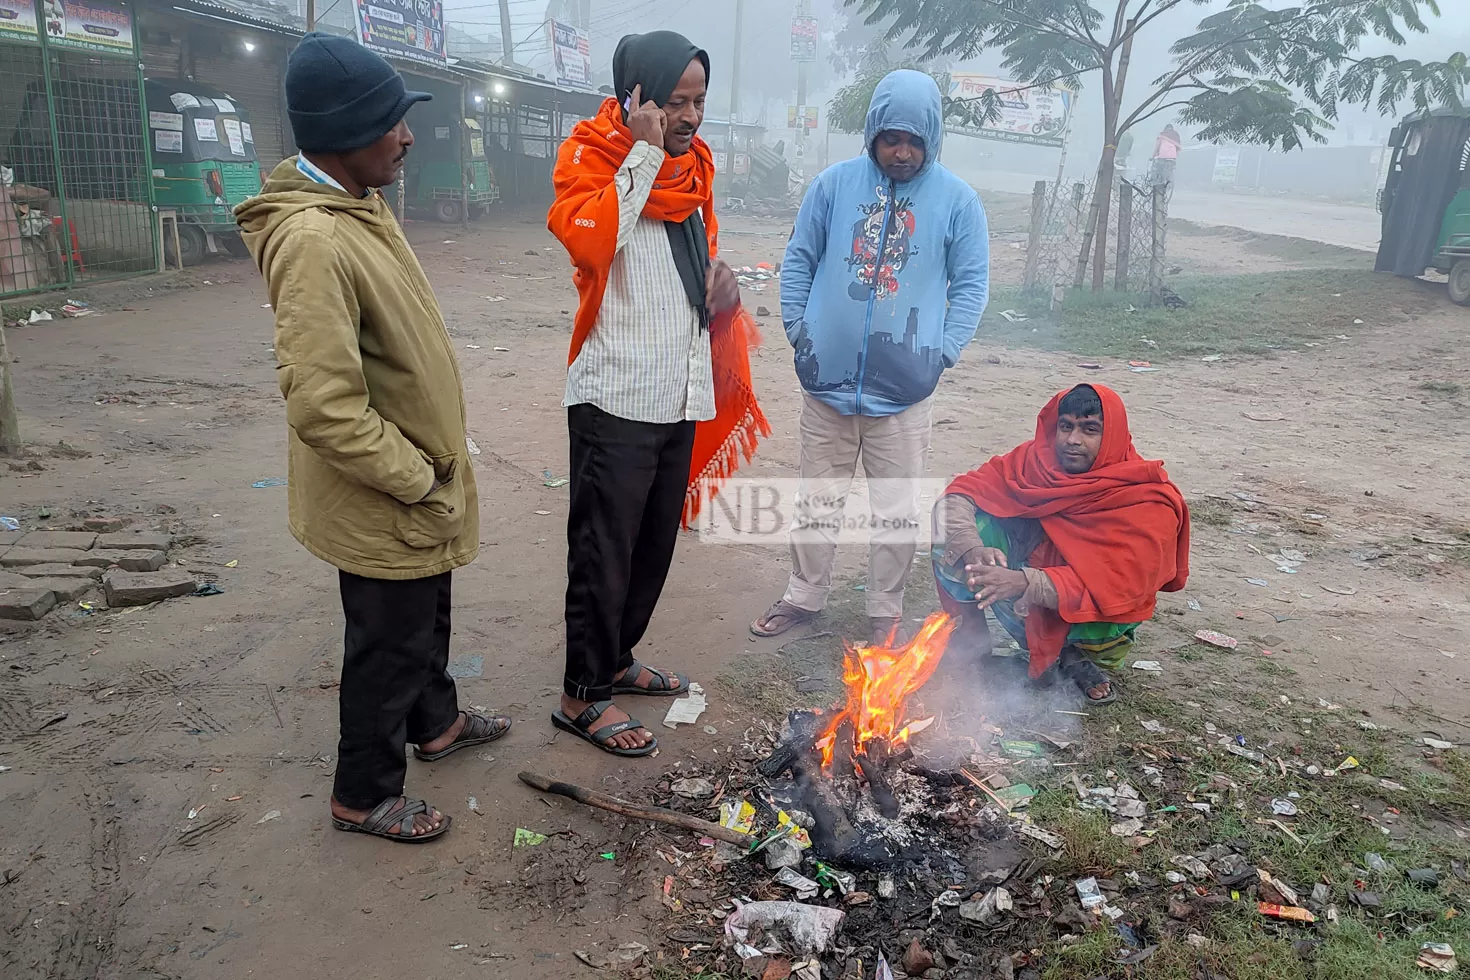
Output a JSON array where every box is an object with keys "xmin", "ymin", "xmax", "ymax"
[
  {"xmin": 498, "ymin": 0, "xmax": 514, "ymax": 65},
  {"xmin": 306, "ymin": 0, "xmax": 314, "ymax": 29},
  {"xmin": 794, "ymin": 0, "xmax": 811, "ymax": 181},
  {"xmin": 728, "ymin": 0, "xmax": 744, "ymax": 171}
]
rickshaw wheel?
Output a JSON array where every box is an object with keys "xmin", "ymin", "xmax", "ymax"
[
  {"xmin": 1449, "ymin": 259, "xmax": 1470, "ymax": 306},
  {"xmin": 435, "ymin": 200, "xmax": 464, "ymax": 224}
]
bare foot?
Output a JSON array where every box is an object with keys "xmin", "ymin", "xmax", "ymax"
[
  {"xmin": 558, "ymin": 695, "xmax": 653, "ymax": 752},
  {"xmin": 330, "ymin": 796, "xmax": 443, "ymax": 836},
  {"xmin": 418, "ymin": 712, "xmax": 468, "ymax": 756}
]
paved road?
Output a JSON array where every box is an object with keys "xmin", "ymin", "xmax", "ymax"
[{"xmin": 968, "ymin": 170, "xmax": 1382, "ymax": 252}]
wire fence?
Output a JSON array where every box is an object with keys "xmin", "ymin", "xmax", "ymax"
[{"xmin": 1023, "ymin": 171, "xmax": 1173, "ymax": 299}]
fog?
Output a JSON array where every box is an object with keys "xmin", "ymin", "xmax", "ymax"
[{"xmin": 442, "ymin": 0, "xmax": 1470, "ymax": 180}]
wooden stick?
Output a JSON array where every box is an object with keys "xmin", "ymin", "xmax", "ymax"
[{"xmin": 517, "ymin": 771, "xmax": 749, "ymax": 845}]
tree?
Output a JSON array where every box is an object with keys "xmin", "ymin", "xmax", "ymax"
[{"xmin": 842, "ymin": 0, "xmax": 1470, "ymax": 293}]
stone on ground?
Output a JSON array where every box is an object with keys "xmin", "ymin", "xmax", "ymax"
[
  {"xmin": 16, "ymin": 530, "xmax": 98, "ymax": 550},
  {"xmin": 23, "ymin": 578, "xmax": 96, "ymax": 602},
  {"xmin": 11, "ymin": 563, "xmax": 102, "ymax": 580},
  {"xmin": 1, "ymin": 547, "xmax": 89, "ymax": 567},
  {"xmin": 83, "ymin": 516, "xmax": 129, "ymax": 533},
  {"xmin": 74, "ymin": 550, "xmax": 166, "ymax": 570},
  {"xmin": 103, "ymin": 568, "xmax": 196, "ymax": 606},
  {"xmin": 0, "ymin": 588, "xmax": 57, "ymax": 621},
  {"xmin": 97, "ymin": 530, "xmax": 173, "ymax": 552},
  {"xmin": 0, "ymin": 531, "xmax": 22, "ymax": 548}
]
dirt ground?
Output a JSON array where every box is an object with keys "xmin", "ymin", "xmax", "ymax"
[{"xmin": 1, "ymin": 202, "xmax": 1467, "ymax": 979}]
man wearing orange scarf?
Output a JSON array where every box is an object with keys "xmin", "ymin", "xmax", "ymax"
[
  {"xmin": 932, "ymin": 384, "xmax": 1190, "ymax": 704},
  {"xmin": 547, "ymin": 32, "xmax": 767, "ymax": 755}
]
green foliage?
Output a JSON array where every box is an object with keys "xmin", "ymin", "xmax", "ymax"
[{"xmin": 842, "ymin": 0, "xmax": 1470, "ymax": 149}]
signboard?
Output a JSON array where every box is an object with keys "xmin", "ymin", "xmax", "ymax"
[
  {"xmin": 42, "ymin": 0, "xmax": 134, "ymax": 55},
  {"xmin": 0, "ymin": 0, "xmax": 40, "ymax": 45},
  {"xmin": 789, "ymin": 14, "xmax": 817, "ymax": 61},
  {"xmin": 733, "ymin": 152, "xmax": 750, "ymax": 176},
  {"xmin": 786, "ymin": 105, "xmax": 818, "ymax": 130},
  {"xmin": 354, "ymin": 0, "xmax": 445, "ymax": 66},
  {"xmin": 550, "ymin": 19, "xmax": 591, "ymax": 89},
  {"xmin": 1212, "ymin": 146, "xmax": 1240, "ymax": 185},
  {"xmin": 946, "ymin": 73, "xmax": 1073, "ymax": 148}
]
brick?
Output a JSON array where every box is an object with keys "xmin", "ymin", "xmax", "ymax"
[
  {"xmin": 24, "ymin": 578, "xmax": 96, "ymax": 603},
  {"xmin": 0, "ymin": 570, "xmax": 36, "ymax": 589},
  {"xmin": 97, "ymin": 530, "xmax": 173, "ymax": 552},
  {"xmin": 82, "ymin": 516, "xmax": 129, "ymax": 533},
  {"xmin": 103, "ymin": 568, "xmax": 196, "ymax": 606},
  {"xmin": 1, "ymin": 547, "xmax": 89, "ymax": 568},
  {"xmin": 0, "ymin": 588, "xmax": 57, "ymax": 621},
  {"xmin": 17, "ymin": 530, "xmax": 98, "ymax": 550},
  {"xmin": 0, "ymin": 531, "xmax": 22, "ymax": 547},
  {"xmin": 11, "ymin": 563, "xmax": 102, "ymax": 580},
  {"xmin": 74, "ymin": 549, "xmax": 166, "ymax": 571}
]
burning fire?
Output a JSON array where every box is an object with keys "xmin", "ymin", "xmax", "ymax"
[{"xmin": 818, "ymin": 612, "xmax": 956, "ymax": 768}]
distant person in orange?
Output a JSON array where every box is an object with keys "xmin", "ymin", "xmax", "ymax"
[{"xmin": 1152, "ymin": 124, "xmax": 1181, "ymax": 185}]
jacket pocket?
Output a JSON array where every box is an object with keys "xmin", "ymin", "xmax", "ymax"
[{"xmin": 393, "ymin": 453, "xmax": 466, "ymax": 549}]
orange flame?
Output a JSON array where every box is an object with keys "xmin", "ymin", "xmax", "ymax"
[{"xmin": 819, "ymin": 612, "xmax": 956, "ymax": 768}]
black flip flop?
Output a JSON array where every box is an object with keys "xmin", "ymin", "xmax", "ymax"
[
  {"xmin": 414, "ymin": 711, "xmax": 512, "ymax": 761},
  {"xmin": 332, "ymin": 796, "xmax": 451, "ymax": 843},
  {"xmin": 552, "ymin": 700, "xmax": 657, "ymax": 757},
  {"xmin": 750, "ymin": 599, "xmax": 818, "ymax": 638},
  {"xmin": 611, "ymin": 659, "xmax": 689, "ymax": 698},
  {"xmin": 1062, "ymin": 656, "xmax": 1118, "ymax": 706}
]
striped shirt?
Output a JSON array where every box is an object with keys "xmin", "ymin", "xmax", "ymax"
[
  {"xmin": 296, "ymin": 155, "xmax": 369, "ymax": 198},
  {"xmin": 563, "ymin": 141, "xmax": 715, "ymax": 424}
]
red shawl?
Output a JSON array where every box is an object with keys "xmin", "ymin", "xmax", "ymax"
[
  {"xmin": 945, "ymin": 384, "xmax": 1190, "ymax": 677},
  {"xmin": 548, "ymin": 97, "xmax": 770, "ymax": 526}
]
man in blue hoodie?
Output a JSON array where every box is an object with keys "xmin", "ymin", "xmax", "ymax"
[{"xmin": 751, "ymin": 70, "xmax": 989, "ymax": 646}]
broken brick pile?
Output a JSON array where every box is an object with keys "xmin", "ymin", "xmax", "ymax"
[{"xmin": 0, "ymin": 528, "xmax": 195, "ymax": 620}]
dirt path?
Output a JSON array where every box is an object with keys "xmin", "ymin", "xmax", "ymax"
[{"xmin": 1, "ymin": 214, "xmax": 1466, "ymax": 978}]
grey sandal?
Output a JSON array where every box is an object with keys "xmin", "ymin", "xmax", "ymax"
[
  {"xmin": 750, "ymin": 599, "xmax": 818, "ymax": 638},
  {"xmin": 413, "ymin": 710, "xmax": 512, "ymax": 761},
  {"xmin": 552, "ymin": 700, "xmax": 657, "ymax": 757},
  {"xmin": 611, "ymin": 659, "xmax": 689, "ymax": 697},
  {"xmin": 332, "ymin": 796, "xmax": 451, "ymax": 843}
]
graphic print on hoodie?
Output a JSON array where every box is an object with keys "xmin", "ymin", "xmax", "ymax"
[{"xmin": 781, "ymin": 70, "xmax": 990, "ymax": 416}]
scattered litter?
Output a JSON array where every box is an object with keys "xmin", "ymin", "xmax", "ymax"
[
  {"xmin": 774, "ymin": 867, "xmax": 820, "ymax": 900},
  {"xmin": 27, "ymin": 309, "xmax": 52, "ymax": 323},
  {"xmin": 465, "ymin": 344, "xmax": 481, "ymax": 349},
  {"xmin": 1172, "ymin": 855, "xmax": 1211, "ymax": 879},
  {"xmin": 719, "ymin": 800, "xmax": 756, "ymax": 835},
  {"xmin": 1258, "ymin": 870, "xmax": 1301, "ymax": 906},
  {"xmin": 1130, "ymin": 366, "xmax": 1160, "ymax": 373},
  {"xmin": 467, "ymin": 796, "xmax": 482, "ymax": 814},
  {"xmin": 224, "ymin": 559, "xmax": 239, "ymax": 568},
  {"xmin": 255, "ymin": 809, "xmax": 281, "ymax": 824},
  {"xmin": 493, "ymin": 346, "xmax": 510, "ymax": 352},
  {"xmin": 1409, "ymin": 868, "xmax": 1441, "ymax": 889},
  {"xmin": 875, "ymin": 952, "xmax": 894, "ymax": 980},
  {"xmin": 465, "ymin": 436, "xmax": 481, "ymax": 455},
  {"xmin": 1418, "ymin": 943, "xmax": 1457, "ymax": 973},
  {"xmin": 0, "ymin": 516, "xmax": 19, "ymax": 532},
  {"xmin": 1074, "ymin": 877, "xmax": 1105, "ymax": 908},
  {"xmin": 541, "ymin": 469, "xmax": 570, "ymax": 488},
  {"xmin": 671, "ymin": 777, "xmax": 715, "ymax": 800},
  {"xmin": 513, "ymin": 828, "xmax": 547, "ymax": 847},
  {"xmin": 1315, "ymin": 698, "xmax": 1341, "ymax": 711},
  {"xmin": 1365, "ymin": 853, "xmax": 1393, "ymax": 874},
  {"xmin": 998, "ymin": 310, "xmax": 1029, "ymax": 322},
  {"xmin": 1131, "ymin": 660, "xmax": 1163, "ymax": 672},
  {"xmin": 999, "ymin": 739, "xmax": 1046, "ymax": 759},
  {"xmin": 1271, "ymin": 799, "xmax": 1298, "ymax": 817},
  {"xmin": 1246, "ymin": 577, "xmax": 1270, "ymax": 588},
  {"xmin": 1201, "ymin": 354, "xmax": 1223, "ymax": 362},
  {"xmin": 1424, "ymin": 737, "xmax": 1456, "ymax": 750},
  {"xmin": 192, "ymin": 583, "xmax": 225, "ymax": 597},
  {"xmin": 1243, "ymin": 412, "xmax": 1287, "ymax": 422},
  {"xmin": 661, "ymin": 682, "xmax": 707, "ymax": 729},
  {"xmin": 449, "ymin": 943, "xmax": 468, "ymax": 950},
  {"xmin": 600, "ymin": 852, "xmax": 615, "ymax": 860},
  {"xmin": 724, "ymin": 901, "xmax": 845, "ymax": 956},
  {"xmin": 1187, "ymin": 598, "xmax": 1202, "ymax": 611},
  {"xmin": 1077, "ymin": 362, "xmax": 1103, "ymax": 370},
  {"xmin": 1140, "ymin": 719, "xmax": 1168, "ymax": 734},
  {"xmin": 877, "ymin": 874, "xmax": 896, "ymax": 898},
  {"xmin": 1017, "ymin": 824, "xmax": 1064, "ymax": 849},
  {"xmin": 1321, "ymin": 584, "xmax": 1357, "ymax": 596},
  {"xmin": 187, "ymin": 806, "xmax": 203, "ymax": 819},
  {"xmin": 958, "ymin": 886, "xmax": 1012, "ymax": 924},
  {"xmin": 1333, "ymin": 756, "xmax": 1360, "ymax": 774},
  {"xmin": 1195, "ymin": 630, "xmax": 1238, "ymax": 649},
  {"xmin": 483, "ymin": 295, "xmax": 506, "ymax": 302},
  {"xmin": 1259, "ymin": 902, "xmax": 1316, "ymax": 924},
  {"xmin": 533, "ymin": 510, "xmax": 551, "ymax": 515},
  {"xmin": 1110, "ymin": 817, "xmax": 1145, "ymax": 837},
  {"xmin": 251, "ymin": 477, "xmax": 288, "ymax": 488},
  {"xmin": 1226, "ymin": 743, "xmax": 1267, "ymax": 764},
  {"xmin": 447, "ymin": 655, "xmax": 484, "ymax": 679},
  {"xmin": 930, "ymin": 890, "xmax": 962, "ymax": 920},
  {"xmin": 573, "ymin": 943, "xmax": 649, "ymax": 970}
]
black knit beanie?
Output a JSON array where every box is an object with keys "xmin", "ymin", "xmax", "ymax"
[{"xmin": 286, "ymin": 32, "xmax": 432, "ymax": 154}]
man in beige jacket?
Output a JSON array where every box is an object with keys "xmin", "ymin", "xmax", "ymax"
[{"xmin": 237, "ymin": 32, "xmax": 509, "ymax": 843}]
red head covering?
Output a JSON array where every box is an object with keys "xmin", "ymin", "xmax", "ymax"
[{"xmin": 944, "ymin": 384, "xmax": 1190, "ymax": 677}]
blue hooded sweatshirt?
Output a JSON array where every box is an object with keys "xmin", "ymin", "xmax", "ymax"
[{"xmin": 780, "ymin": 70, "xmax": 990, "ymax": 416}]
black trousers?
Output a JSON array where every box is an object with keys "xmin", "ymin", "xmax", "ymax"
[
  {"xmin": 564, "ymin": 403, "xmax": 695, "ymax": 702},
  {"xmin": 333, "ymin": 570, "xmax": 460, "ymax": 810}
]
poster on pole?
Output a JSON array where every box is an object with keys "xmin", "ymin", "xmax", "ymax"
[
  {"xmin": 0, "ymin": 0, "xmax": 40, "ymax": 45},
  {"xmin": 1211, "ymin": 146, "xmax": 1240, "ymax": 185},
  {"xmin": 945, "ymin": 73, "xmax": 1073, "ymax": 148},
  {"xmin": 354, "ymin": 0, "xmax": 446, "ymax": 66},
  {"xmin": 789, "ymin": 15, "xmax": 817, "ymax": 61},
  {"xmin": 786, "ymin": 105, "xmax": 818, "ymax": 130},
  {"xmin": 550, "ymin": 19, "xmax": 591, "ymax": 89},
  {"xmin": 43, "ymin": 0, "xmax": 133, "ymax": 55}
]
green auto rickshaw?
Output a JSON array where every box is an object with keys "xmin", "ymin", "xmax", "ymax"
[
  {"xmin": 1376, "ymin": 107, "xmax": 1470, "ymax": 304},
  {"xmin": 144, "ymin": 78, "xmax": 264, "ymax": 265},
  {"xmin": 402, "ymin": 110, "xmax": 498, "ymax": 223}
]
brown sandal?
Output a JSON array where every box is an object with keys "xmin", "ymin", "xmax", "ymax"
[
  {"xmin": 413, "ymin": 711, "xmax": 512, "ymax": 761},
  {"xmin": 332, "ymin": 796, "xmax": 451, "ymax": 843},
  {"xmin": 750, "ymin": 599, "xmax": 818, "ymax": 638}
]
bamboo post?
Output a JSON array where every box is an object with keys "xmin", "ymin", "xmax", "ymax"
[
  {"xmin": 0, "ymin": 322, "xmax": 20, "ymax": 454},
  {"xmin": 1149, "ymin": 183, "xmax": 1167, "ymax": 301},
  {"xmin": 1115, "ymin": 179, "xmax": 1134, "ymax": 292},
  {"xmin": 1022, "ymin": 179, "xmax": 1047, "ymax": 291}
]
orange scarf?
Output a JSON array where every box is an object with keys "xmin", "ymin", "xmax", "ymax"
[{"xmin": 548, "ymin": 97, "xmax": 770, "ymax": 526}]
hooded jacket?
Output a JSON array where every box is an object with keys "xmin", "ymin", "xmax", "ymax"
[
  {"xmin": 781, "ymin": 70, "xmax": 990, "ymax": 416},
  {"xmin": 235, "ymin": 157, "xmax": 479, "ymax": 579}
]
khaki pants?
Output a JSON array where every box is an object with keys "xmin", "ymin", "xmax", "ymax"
[{"xmin": 783, "ymin": 393, "xmax": 933, "ymax": 619}]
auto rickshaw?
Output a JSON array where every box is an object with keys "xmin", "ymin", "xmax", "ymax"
[
  {"xmin": 144, "ymin": 78, "xmax": 264, "ymax": 265},
  {"xmin": 402, "ymin": 105, "xmax": 498, "ymax": 223},
  {"xmin": 1375, "ymin": 107, "xmax": 1470, "ymax": 304}
]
